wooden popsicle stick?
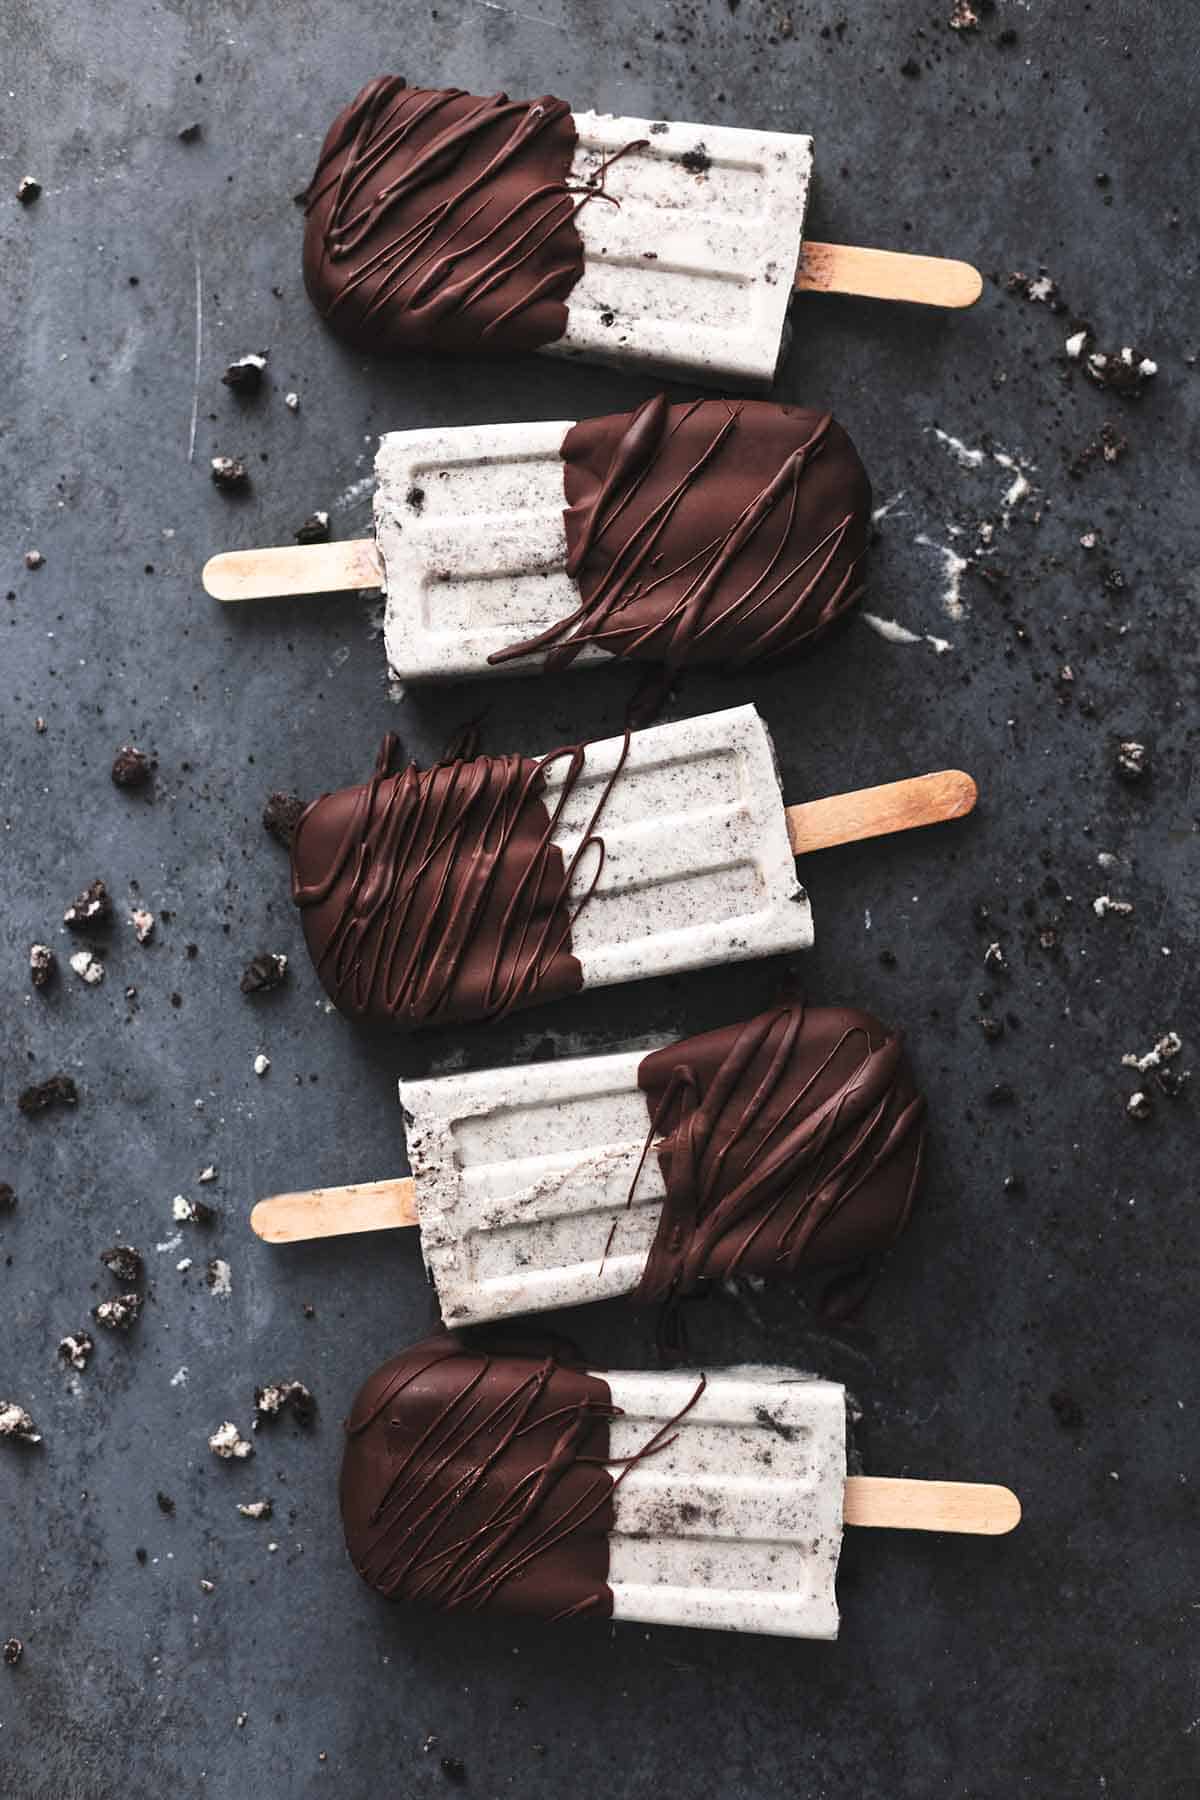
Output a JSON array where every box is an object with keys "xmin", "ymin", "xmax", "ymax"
[
  {"xmin": 844, "ymin": 1476, "xmax": 1021, "ymax": 1536},
  {"xmin": 251, "ymin": 1178, "xmax": 417, "ymax": 1243},
  {"xmin": 796, "ymin": 242, "xmax": 983, "ymax": 310},
  {"xmin": 786, "ymin": 769, "xmax": 977, "ymax": 857},
  {"xmin": 788, "ymin": 770, "xmax": 978, "ymax": 860},
  {"xmin": 203, "ymin": 539, "xmax": 383, "ymax": 602}
]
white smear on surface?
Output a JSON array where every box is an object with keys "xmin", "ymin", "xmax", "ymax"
[
  {"xmin": 872, "ymin": 491, "xmax": 906, "ymax": 522},
  {"xmin": 332, "ymin": 472, "xmax": 374, "ymax": 513},
  {"xmin": 155, "ymin": 1232, "xmax": 184, "ymax": 1254},
  {"xmin": 915, "ymin": 537, "xmax": 970, "ymax": 621},
  {"xmin": 864, "ymin": 908, "xmax": 872, "ymax": 931},
  {"xmin": 931, "ymin": 428, "xmax": 986, "ymax": 469},
  {"xmin": 208, "ymin": 1258, "xmax": 233, "ymax": 1297},
  {"xmin": 187, "ymin": 253, "xmax": 203, "ymax": 464},
  {"xmin": 861, "ymin": 612, "xmax": 954, "ymax": 654}
]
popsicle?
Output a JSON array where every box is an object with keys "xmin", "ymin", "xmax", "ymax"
[
  {"xmin": 340, "ymin": 1333, "xmax": 1021, "ymax": 1635},
  {"xmin": 287, "ymin": 704, "xmax": 977, "ymax": 1029},
  {"xmin": 203, "ymin": 397, "xmax": 873, "ymax": 686},
  {"xmin": 253, "ymin": 1000, "xmax": 926, "ymax": 1329},
  {"xmin": 301, "ymin": 81, "xmax": 982, "ymax": 387}
]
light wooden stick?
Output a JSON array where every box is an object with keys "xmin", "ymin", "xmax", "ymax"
[
  {"xmin": 796, "ymin": 243, "xmax": 983, "ymax": 309},
  {"xmin": 251, "ymin": 1178, "xmax": 417, "ymax": 1243},
  {"xmin": 844, "ymin": 1477, "xmax": 1020, "ymax": 1536},
  {"xmin": 203, "ymin": 539, "xmax": 382, "ymax": 603},
  {"xmin": 786, "ymin": 769, "xmax": 977, "ymax": 856}
]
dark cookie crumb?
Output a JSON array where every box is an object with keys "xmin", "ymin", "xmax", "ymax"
[
  {"xmin": 210, "ymin": 455, "xmax": 250, "ymax": 492},
  {"xmin": 0, "ymin": 1184, "xmax": 14, "ymax": 1213},
  {"xmin": 177, "ymin": 122, "xmax": 202, "ymax": 143},
  {"xmin": 18, "ymin": 1074, "xmax": 79, "ymax": 1117},
  {"xmin": 1049, "ymin": 1391, "xmax": 1084, "ymax": 1430},
  {"xmin": 1068, "ymin": 421, "xmax": 1127, "ymax": 476},
  {"xmin": 24, "ymin": 549, "xmax": 44, "ymax": 570},
  {"xmin": 0, "ymin": 1403, "xmax": 42, "ymax": 1443},
  {"xmin": 263, "ymin": 791, "xmax": 306, "ymax": 848},
  {"xmin": 111, "ymin": 744, "xmax": 154, "ymax": 788},
  {"xmin": 2, "ymin": 1639, "xmax": 22, "ymax": 1666},
  {"xmin": 254, "ymin": 1380, "xmax": 316, "ymax": 1428},
  {"xmin": 240, "ymin": 952, "xmax": 288, "ymax": 995},
  {"xmin": 16, "ymin": 176, "xmax": 41, "ymax": 205},
  {"xmin": 100, "ymin": 1244, "xmax": 144, "ymax": 1286},
  {"xmin": 295, "ymin": 510, "xmax": 330, "ymax": 544},
  {"xmin": 1006, "ymin": 268, "xmax": 1065, "ymax": 311},
  {"xmin": 900, "ymin": 56, "xmax": 921, "ymax": 76},
  {"xmin": 1125, "ymin": 1090, "xmax": 1153, "ymax": 1121},
  {"xmin": 29, "ymin": 943, "xmax": 56, "ymax": 989},
  {"xmin": 221, "ymin": 352, "xmax": 268, "ymax": 394},
  {"xmin": 156, "ymin": 1491, "xmax": 176, "ymax": 1516},
  {"xmin": 173, "ymin": 1194, "xmax": 216, "ymax": 1226},
  {"xmin": 948, "ymin": 0, "xmax": 979, "ymax": 27},
  {"xmin": 406, "ymin": 486, "xmax": 425, "ymax": 512},
  {"xmin": 680, "ymin": 145, "xmax": 711, "ymax": 175},
  {"xmin": 64, "ymin": 879, "xmax": 113, "ymax": 930},
  {"xmin": 1115, "ymin": 740, "xmax": 1148, "ymax": 782},
  {"xmin": 93, "ymin": 1292, "xmax": 142, "ymax": 1332},
  {"xmin": 58, "ymin": 1332, "xmax": 94, "ymax": 1371}
]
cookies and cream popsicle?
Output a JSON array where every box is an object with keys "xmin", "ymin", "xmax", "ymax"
[
  {"xmin": 255, "ymin": 1001, "xmax": 925, "ymax": 1328},
  {"xmin": 287, "ymin": 704, "xmax": 976, "ymax": 1031},
  {"xmin": 339, "ymin": 1334, "xmax": 1021, "ymax": 1636},
  {"xmin": 204, "ymin": 397, "xmax": 872, "ymax": 684},
  {"xmin": 300, "ymin": 81, "xmax": 982, "ymax": 388}
]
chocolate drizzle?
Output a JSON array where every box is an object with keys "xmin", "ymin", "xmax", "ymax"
[
  {"xmin": 633, "ymin": 1002, "xmax": 925, "ymax": 1317},
  {"xmin": 490, "ymin": 397, "xmax": 872, "ymax": 675},
  {"xmin": 290, "ymin": 730, "xmax": 628, "ymax": 1028},
  {"xmin": 302, "ymin": 80, "xmax": 590, "ymax": 354},
  {"xmin": 340, "ymin": 1333, "xmax": 702, "ymax": 1621}
]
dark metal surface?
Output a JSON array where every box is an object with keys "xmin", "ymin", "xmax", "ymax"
[{"xmin": 3, "ymin": 2, "xmax": 1196, "ymax": 1793}]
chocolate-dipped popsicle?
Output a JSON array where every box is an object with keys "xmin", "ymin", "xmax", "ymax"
[
  {"xmin": 300, "ymin": 80, "xmax": 982, "ymax": 389},
  {"xmin": 340, "ymin": 1333, "xmax": 1021, "ymax": 1637},
  {"xmin": 288, "ymin": 704, "xmax": 977, "ymax": 1032}
]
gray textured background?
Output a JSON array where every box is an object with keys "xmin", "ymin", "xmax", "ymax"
[{"xmin": 3, "ymin": 1, "xmax": 1197, "ymax": 1794}]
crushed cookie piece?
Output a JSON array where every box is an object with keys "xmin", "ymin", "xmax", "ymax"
[
  {"xmin": 210, "ymin": 455, "xmax": 249, "ymax": 492},
  {"xmin": 58, "ymin": 1332, "xmax": 94, "ymax": 1371},
  {"xmin": 294, "ymin": 510, "xmax": 330, "ymax": 544},
  {"xmin": 130, "ymin": 906, "xmax": 156, "ymax": 944},
  {"xmin": 1092, "ymin": 895, "xmax": 1134, "ymax": 919},
  {"xmin": 1126, "ymin": 1090, "xmax": 1153, "ymax": 1121},
  {"xmin": 100, "ymin": 1245, "xmax": 144, "ymax": 1285},
  {"xmin": 206, "ymin": 1258, "xmax": 233, "ymax": 1297},
  {"xmin": 221, "ymin": 352, "xmax": 268, "ymax": 394},
  {"xmin": 209, "ymin": 1421, "xmax": 254, "ymax": 1461},
  {"xmin": 156, "ymin": 1491, "xmax": 176, "ymax": 1516},
  {"xmin": 237, "ymin": 1499, "xmax": 274, "ymax": 1520},
  {"xmin": 240, "ymin": 952, "xmax": 288, "ymax": 995},
  {"xmin": 2, "ymin": 1638, "xmax": 22, "ymax": 1666},
  {"xmin": 1006, "ymin": 268, "xmax": 1062, "ymax": 309},
  {"xmin": 93, "ymin": 1293, "xmax": 141, "ymax": 1332},
  {"xmin": 177, "ymin": 122, "xmax": 202, "ymax": 143},
  {"xmin": 18, "ymin": 1074, "xmax": 78, "ymax": 1117},
  {"xmin": 173, "ymin": 1193, "xmax": 215, "ymax": 1226},
  {"xmin": 1115, "ymin": 740, "xmax": 1148, "ymax": 782},
  {"xmin": 263, "ymin": 791, "xmax": 306, "ymax": 847},
  {"xmin": 284, "ymin": 391, "xmax": 300, "ymax": 412},
  {"xmin": 0, "ymin": 1403, "xmax": 41, "ymax": 1444},
  {"xmin": 983, "ymin": 941, "xmax": 1008, "ymax": 973},
  {"xmin": 16, "ymin": 176, "xmax": 41, "ymax": 204},
  {"xmin": 69, "ymin": 949, "xmax": 105, "ymax": 986},
  {"xmin": 24, "ymin": 549, "xmax": 44, "ymax": 569},
  {"xmin": 254, "ymin": 1380, "xmax": 316, "ymax": 1428},
  {"xmin": 29, "ymin": 943, "xmax": 56, "ymax": 989},
  {"xmin": 253, "ymin": 1052, "xmax": 271, "ymax": 1077},
  {"xmin": 64, "ymin": 879, "xmax": 112, "ymax": 931},
  {"xmin": 111, "ymin": 745, "xmax": 153, "ymax": 788},
  {"xmin": 948, "ymin": 0, "xmax": 978, "ymax": 26}
]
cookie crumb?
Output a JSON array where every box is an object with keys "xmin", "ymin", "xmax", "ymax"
[
  {"xmin": 93, "ymin": 1293, "xmax": 142, "ymax": 1332},
  {"xmin": 0, "ymin": 1184, "xmax": 14, "ymax": 1214},
  {"xmin": 255, "ymin": 1380, "xmax": 316, "ymax": 1428},
  {"xmin": 1092, "ymin": 895, "xmax": 1134, "ymax": 918},
  {"xmin": 206, "ymin": 1258, "xmax": 233, "ymax": 1297},
  {"xmin": 173, "ymin": 1193, "xmax": 215, "ymax": 1226},
  {"xmin": 2, "ymin": 1638, "xmax": 22, "ymax": 1666},
  {"xmin": 69, "ymin": 949, "xmax": 105, "ymax": 986},
  {"xmin": 294, "ymin": 511, "xmax": 330, "ymax": 544},
  {"xmin": 111, "ymin": 745, "xmax": 153, "ymax": 788},
  {"xmin": 948, "ymin": 0, "xmax": 978, "ymax": 26},
  {"xmin": 240, "ymin": 953, "xmax": 288, "ymax": 995},
  {"xmin": 58, "ymin": 1332, "xmax": 94, "ymax": 1372},
  {"xmin": 18, "ymin": 1074, "xmax": 78, "ymax": 1117},
  {"xmin": 156, "ymin": 1491, "xmax": 176, "ymax": 1516},
  {"xmin": 64, "ymin": 880, "xmax": 112, "ymax": 931},
  {"xmin": 0, "ymin": 1403, "xmax": 41, "ymax": 1444},
  {"xmin": 130, "ymin": 906, "xmax": 156, "ymax": 945},
  {"xmin": 1126, "ymin": 1090, "xmax": 1153, "ymax": 1121},
  {"xmin": 29, "ymin": 944, "xmax": 56, "ymax": 990},
  {"xmin": 221, "ymin": 352, "xmax": 268, "ymax": 394},
  {"xmin": 263, "ymin": 791, "xmax": 306, "ymax": 848},
  {"xmin": 253, "ymin": 1053, "xmax": 271, "ymax": 1077},
  {"xmin": 237, "ymin": 1499, "xmax": 274, "ymax": 1520},
  {"xmin": 284, "ymin": 391, "xmax": 300, "ymax": 412},
  {"xmin": 23, "ymin": 549, "xmax": 44, "ymax": 570},
  {"xmin": 16, "ymin": 176, "xmax": 41, "ymax": 205},
  {"xmin": 100, "ymin": 1245, "xmax": 145, "ymax": 1286},
  {"xmin": 1114, "ymin": 740, "xmax": 1148, "ymax": 782},
  {"xmin": 177, "ymin": 122, "xmax": 202, "ymax": 143},
  {"xmin": 210, "ymin": 455, "xmax": 250, "ymax": 492},
  {"xmin": 208, "ymin": 1421, "xmax": 254, "ymax": 1461}
]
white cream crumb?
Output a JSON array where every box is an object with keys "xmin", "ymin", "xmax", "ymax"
[
  {"xmin": 69, "ymin": 950, "xmax": 105, "ymax": 985},
  {"xmin": 208, "ymin": 1421, "xmax": 253, "ymax": 1460},
  {"xmin": 253, "ymin": 1053, "xmax": 271, "ymax": 1077}
]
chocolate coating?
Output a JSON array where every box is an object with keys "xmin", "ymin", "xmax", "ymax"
[
  {"xmin": 491, "ymin": 397, "xmax": 872, "ymax": 674},
  {"xmin": 290, "ymin": 731, "xmax": 626, "ymax": 1028},
  {"xmin": 636, "ymin": 1001, "xmax": 924, "ymax": 1303},
  {"xmin": 340, "ymin": 1333, "xmax": 616, "ymax": 1620},
  {"xmin": 302, "ymin": 79, "xmax": 585, "ymax": 355}
]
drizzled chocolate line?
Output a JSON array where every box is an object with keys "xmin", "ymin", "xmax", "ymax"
[
  {"xmin": 490, "ymin": 397, "xmax": 872, "ymax": 675},
  {"xmin": 290, "ymin": 730, "xmax": 628, "ymax": 1029},
  {"xmin": 633, "ymin": 1001, "xmax": 925, "ymax": 1313},
  {"xmin": 340, "ymin": 1334, "xmax": 704, "ymax": 1621},
  {"xmin": 302, "ymin": 80, "xmax": 588, "ymax": 354}
]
